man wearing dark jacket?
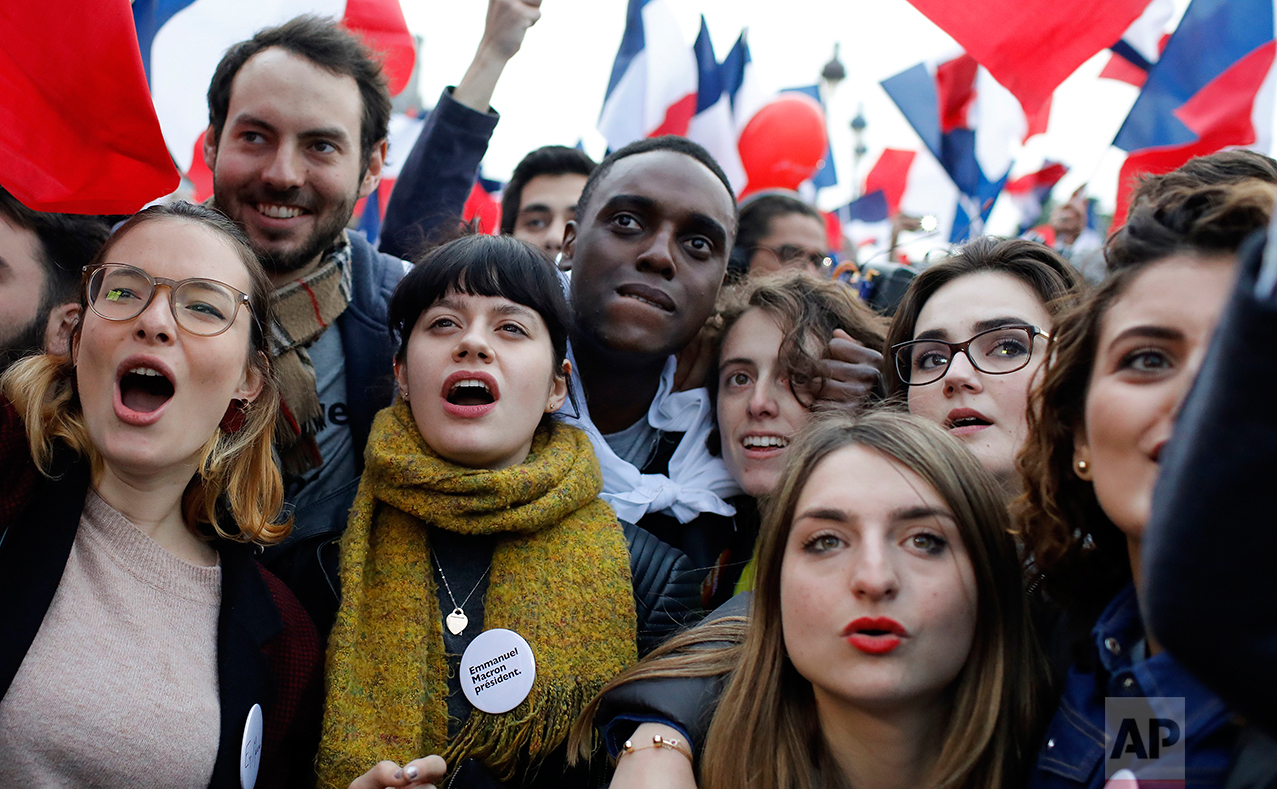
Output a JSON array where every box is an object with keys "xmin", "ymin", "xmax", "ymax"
[{"xmin": 202, "ymin": 5, "xmax": 539, "ymax": 635}]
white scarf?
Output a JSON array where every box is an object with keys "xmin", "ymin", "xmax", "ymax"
[{"xmin": 558, "ymin": 350, "xmax": 742, "ymax": 524}]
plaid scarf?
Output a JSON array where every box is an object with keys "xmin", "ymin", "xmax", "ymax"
[
  {"xmin": 317, "ymin": 402, "xmax": 636, "ymax": 787},
  {"xmin": 270, "ymin": 232, "xmax": 352, "ymax": 476}
]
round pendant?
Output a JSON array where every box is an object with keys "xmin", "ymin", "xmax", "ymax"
[{"xmin": 446, "ymin": 608, "xmax": 469, "ymax": 635}]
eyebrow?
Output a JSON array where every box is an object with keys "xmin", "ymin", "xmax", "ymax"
[
  {"xmin": 795, "ymin": 507, "xmax": 851, "ymax": 524},
  {"xmin": 1108, "ymin": 324, "xmax": 1184, "ymax": 345},
  {"xmin": 719, "ymin": 357, "xmax": 758, "ymax": 369},
  {"xmin": 890, "ymin": 506, "xmax": 955, "ymax": 523},
  {"xmin": 914, "ymin": 316, "xmax": 1033, "ymax": 342},
  {"xmin": 232, "ymin": 113, "xmax": 351, "ymax": 146},
  {"xmin": 600, "ymin": 194, "xmax": 730, "ymax": 249},
  {"xmin": 430, "ymin": 298, "xmax": 537, "ymax": 321},
  {"xmin": 492, "ymin": 302, "xmax": 538, "ymax": 320}
]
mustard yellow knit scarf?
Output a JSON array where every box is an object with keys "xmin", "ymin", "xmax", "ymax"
[{"xmin": 316, "ymin": 402, "xmax": 637, "ymax": 787}]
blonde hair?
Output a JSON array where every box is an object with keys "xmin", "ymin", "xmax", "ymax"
[
  {"xmin": 0, "ymin": 203, "xmax": 288, "ymax": 545},
  {"xmin": 573, "ymin": 412, "xmax": 1045, "ymax": 788}
]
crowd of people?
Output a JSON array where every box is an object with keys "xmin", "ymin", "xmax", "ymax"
[{"xmin": 1, "ymin": 2, "xmax": 1274, "ymax": 788}]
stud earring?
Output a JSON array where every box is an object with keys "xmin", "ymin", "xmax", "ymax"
[{"xmin": 1076, "ymin": 459, "xmax": 1089, "ymax": 475}]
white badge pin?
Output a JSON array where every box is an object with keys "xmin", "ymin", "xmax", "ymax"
[
  {"xmin": 240, "ymin": 703, "xmax": 263, "ymax": 789},
  {"xmin": 459, "ymin": 629, "xmax": 537, "ymax": 714}
]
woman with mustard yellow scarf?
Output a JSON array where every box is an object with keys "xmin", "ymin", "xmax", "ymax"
[{"xmin": 317, "ymin": 234, "xmax": 698, "ymax": 789}]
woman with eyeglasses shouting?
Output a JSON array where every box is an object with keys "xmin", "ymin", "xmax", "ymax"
[
  {"xmin": 0, "ymin": 203, "xmax": 321, "ymax": 789},
  {"xmin": 883, "ymin": 237, "xmax": 1084, "ymax": 493}
]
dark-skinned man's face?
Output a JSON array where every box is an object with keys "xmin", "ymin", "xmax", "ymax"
[{"xmin": 564, "ymin": 150, "xmax": 736, "ymax": 359}]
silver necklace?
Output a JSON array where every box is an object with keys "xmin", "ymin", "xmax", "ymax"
[{"xmin": 432, "ymin": 550, "xmax": 490, "ymax": 635}]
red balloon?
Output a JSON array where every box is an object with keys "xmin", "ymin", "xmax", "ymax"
[{"xmin": 737, "ymin": 94, "xmax": 829, "ymax": 198}]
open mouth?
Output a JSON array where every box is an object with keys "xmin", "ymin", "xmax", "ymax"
[
  {"xmin": 119, "ymin": 366, "xmax": 175, "ymax": 413},
  {"xmin": 446, "ymin": 378, "xmax": 496, "ymax": 406},
  {"xmin": 742, "ymin": 435, "xmax": 790, "ymax": 449},
  {"xmin": 947, "ymin": 415, "xmax": 991, "ymax": 429}
]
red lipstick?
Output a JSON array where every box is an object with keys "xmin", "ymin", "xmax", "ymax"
[{"xmin": 843, "ymin": 617, "xmax": 907, "ymax": 655}]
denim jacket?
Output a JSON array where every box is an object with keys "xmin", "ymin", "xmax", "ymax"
[{"xmin": 1029, "ymin": 583, "xmax": 1238, "ymax": 788}]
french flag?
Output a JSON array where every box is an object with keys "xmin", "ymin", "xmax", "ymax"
[
  {"xmin": 839, "ymin": 190, "xmax": 892, "ymax": 258},
  {"xmin": 841, "ymin": 148, "xmax": 961, "ymax": 257},
  {"xmin": 353, "ymin": 110, "xmax": 428, "ymax": 244},
  {"xmin": 598, "ymin": 0, "xmax": 698, "ymax": 151},
  {"xmin": 904, "ymin": 0, "xmax": 1154, "ymax": 117},
  {"xmin": 685, "ymin": 17, "xmax": 747, "ymax": 192},
  {"xmin": 881, "ymin": 53, "xmax": 1046, "ymax": 241},
  {"xmin": 1005, "ymin": 161, "xmax": 1069, "ymax": 234},
  {"xmin": 720, "ymin": 31, "xmax": 768, "ymax": 135},
  {"xmin": 1100, "ymin": 0, "xmax": 1176, "ymax": 87},
  {"xmin": 1112, "ymin": 0, "xmax": 1277, "ymax": 223},
  {"xmin": 133, "ymin": 0, "xmax": 414, "ymax": 177},
  {"xmin": 1, "ymin": 0, "xmax": 179, "ymax": 213}
]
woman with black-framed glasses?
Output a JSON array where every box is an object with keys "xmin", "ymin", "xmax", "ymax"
[
  {"xmin": 0, "ymin": 202, "xmax": 322, "ymax": 789},
  {"xmin": 883, "ymin": 236, "xmax": 1083, "ymax": 492}
]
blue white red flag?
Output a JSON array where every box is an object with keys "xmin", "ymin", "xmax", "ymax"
[
  {"xmin": 1005, "ymin": 161, "xmax": 1069, "ymax": 233},
  {"xmin": 598, "ymin": 0, "xmax": 698, "ymax": 151},
  {"xmin": 842, "ymin": 149, "xmax": 960, "ymax": 258},
  {"xmin": 881, "ymin": 53, "xmax": 1046, "ymax": 241},
  {"xmin": 838, "ymin": 191, "xmax": 892, "ymax": 258},
  {"xmin": 352, "ymin": 110, "xmax": 426, "ymax": 243},
  {"xmin": 1101, "ymin": 0, "xmax": 1176, "ymax": 87},
  {"xmin": 1112, "ymin": 0, "xmax": 1277, "ymax": 222},
  {"xmin": 721, "ymin": 31, "xmax": 768, "ymax": 134},
  {"xmin": 904, "ymin": 0, "xmax": 1153, "ymax": 117},
  {"xmin": 1, "ymin": 0, "xmax": 179, "ymax": 213},
  {"xmin": 685, "ymin": 17, "xmax": 747, "ymax": 192},
  {"xmin": 133, "ymin": 0, "xmax": 414, "ymax": 175}
]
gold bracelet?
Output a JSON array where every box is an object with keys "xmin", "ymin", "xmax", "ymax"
[{"xmin": 619, "ymin": 733, "xmax": 693, "ymax": 764}]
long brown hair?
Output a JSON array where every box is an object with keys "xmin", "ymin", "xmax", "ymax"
[
  {"xmin": 0, "ymin": 202, "xmax": 288, "ymax": 544},
  {"xmin": 574, "ymin": 411, "xmax": 1045, "ymax": 788},
  {"xmin": 1016, "ymin": 180, "xmax": 1274, "ymax": 615}
]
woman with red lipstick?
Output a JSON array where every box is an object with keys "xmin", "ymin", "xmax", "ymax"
[
  {"xmin": 0, "ymin": 203, "xmax": 321, "ymax": 789},
  {"xmin": 317, "ymin": 234, "xmax": 699, "ymax": 789},
  {"xmin": 1017, "ymin": 180, "xmax": 1273, "ymax": 788},
  {"xmin": 884, "ymin": 237, "xmax": 1083, "ymax": 491},
  {"xmin": 573, "ymin": 411, "xmax": 1045, "ymax": 789}
]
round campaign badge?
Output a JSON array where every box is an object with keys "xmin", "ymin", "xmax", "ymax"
[
  {"xmin": 460, "ymin": 629, "xmax": 537, "ymax": 714},
  {"xmin": 240, "ymin": 703, "xmax": 263, "ymax": 789}
]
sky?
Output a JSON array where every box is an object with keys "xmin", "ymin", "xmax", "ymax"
[{"xmin": 400, "ymin": 0, "xmax": 1189, "ymax": 236}]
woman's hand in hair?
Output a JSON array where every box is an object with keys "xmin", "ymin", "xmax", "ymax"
[
  {"xmin": 809, "ymin": 329, "xmax": 883, "ymax": 410},
  {"xmin": 610, "ymin": 723, "xmax": 698, "ymax": 789},
  {"xmin": 347, "ymin": 756, "xmax": 447, "ymax": 789}
]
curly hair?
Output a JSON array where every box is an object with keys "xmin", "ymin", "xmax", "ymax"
[
  {"xmin": 1015, "ymin": 180, "xmax": 1274, "ymax": 615},
  {"xmin": 704, "ymin": 271, "xmax": 888, "ymax": 455}
]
